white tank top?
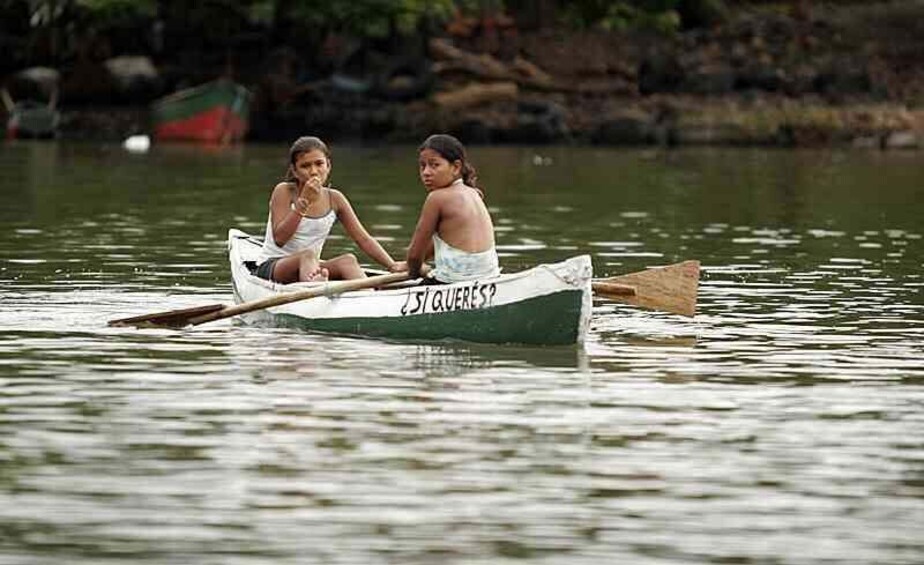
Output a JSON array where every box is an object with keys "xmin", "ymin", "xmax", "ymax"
[
  {"xmin": 257, "ymin": 195, "xmax": 337, "ymax": 264},
  {"xmin": 430, "ymin": 233, "xmax": 500, "ymax": 283}
]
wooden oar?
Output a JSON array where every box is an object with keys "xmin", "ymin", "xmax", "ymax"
[
  {"xmin": 591, "ymin": 260, "xmax": 700, "ymax": 317},
  {"xmin": 108, "ymin": 272, "xmax": 411, "ymax": 329}
]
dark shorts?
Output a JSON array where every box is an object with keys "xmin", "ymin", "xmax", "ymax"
[
  {"xmin": 419, "ymin": 275, "xmax": 447, "ymax": 286},
  {"xmin": 254, "ymin": 257, "xmax": 281, "ymax": 281}
]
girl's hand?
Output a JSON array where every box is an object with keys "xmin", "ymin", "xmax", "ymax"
[
  {"xmin": 299, "ymin": 175, "xmax": 322, "ymax": 199},
  {"xmin": 408, "ymin": 262, "xmax": 431, "ymax": 278},
  {"xmin": 389, "ymin": 261, "xmax": 408, "ymax": 273},
  {"xmin": 293, "ymin": 197, "xmax": 310, "ymax": 216}
]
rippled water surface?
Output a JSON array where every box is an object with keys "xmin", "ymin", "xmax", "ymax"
[{"xmin": 1, "ymin": 141, "xmax": 922, "ymax": 564}]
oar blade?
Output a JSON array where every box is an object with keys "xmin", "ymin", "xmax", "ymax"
[
  {"xmin": 108, "ymin": 303, "xmax": 227, "ymax": 328},
  {"xmin": 594, "ymin": 260, "xmax": 700, "ymax": 317}
]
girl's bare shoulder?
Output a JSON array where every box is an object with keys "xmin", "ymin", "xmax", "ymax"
[
  {"xmin": 327, "ymin": 187, "xmax": 348, "ymax": 205},
  {"xmin": 428, "ymin": 186, "xmax": 464, "ymax": 202},
  {"xmin": 271, "ymin": 181, "xmax": 296, "ymax": 195},
  {"xmin": 423, "ymin": 188, "xmax": 454, "ymax": 211}
]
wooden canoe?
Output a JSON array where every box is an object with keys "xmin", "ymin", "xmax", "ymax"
[
  {"xmin": 2, "ymin": 86, "xmax": 59, "ymax": 140},
  {"xmin": 228, "ymin": 229, "xmax": 593, "ymax": 345},
  {"xmin": 152, "ymin": 79, "xmax": 250, "ymax": 143}
]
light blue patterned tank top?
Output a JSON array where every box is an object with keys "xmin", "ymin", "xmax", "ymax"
[{"xmin": 430, "ymin": 233, "xmax": 500, "ymax": 283}]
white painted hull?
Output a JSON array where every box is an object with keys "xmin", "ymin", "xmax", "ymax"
[{"xmin": 228, "ymin": 229, "xmax": 592, "ymax": 345}]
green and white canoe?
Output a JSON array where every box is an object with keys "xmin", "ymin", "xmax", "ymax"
[{"xmin": 228, "ymin": 229, "xmax": 593, "ymax": 345}]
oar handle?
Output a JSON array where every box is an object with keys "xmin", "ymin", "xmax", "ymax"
[{"xmin": 591, "ymin": 281, "xmax": 637, "ymax": 296}]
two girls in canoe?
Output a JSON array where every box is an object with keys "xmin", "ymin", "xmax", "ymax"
[
  {"xmin": 254, "ymin": 136, "xmax": 405, "ymax": 283},
  {"xmin": 255, "ymin": 133, "xmax": 498, "ymax": 285}
]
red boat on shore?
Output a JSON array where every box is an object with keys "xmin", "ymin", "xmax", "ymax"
[{"xmin": 151, "ymin": 79, "xmax": 250, "ymax": 143}]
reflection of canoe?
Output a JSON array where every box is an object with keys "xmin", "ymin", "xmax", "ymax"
[
  {"xmin": 152, "ymin": 79, "xmax": 250, "ymax": 143},
  {"xmin": 229, "ymin": 229, "xmax": 593, "ymax": 345}
]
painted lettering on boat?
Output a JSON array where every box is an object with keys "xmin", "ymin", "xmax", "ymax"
[{"xmin": 400, "ymin": 282, "xmax": 497, "ymax": 315}]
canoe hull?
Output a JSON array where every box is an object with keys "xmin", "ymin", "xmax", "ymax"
[
  {"xmin": 228, "ymin": 229, "xmax": 592, "ymax": 345},
  {"xmin": 269, "ymin": 288, "xmax": 586, "ymax": 344},
  {"xmin": 152, "ymin": 80, "xmax": 250, "ymax": 143},
  {"xmin": 6, "ymin": 102, "xmax": 59, "ymax": 139}
]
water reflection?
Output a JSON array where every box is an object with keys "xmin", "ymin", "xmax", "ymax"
[{"xmin": 1, "ymin": 143, "xmax": 923, "ymax": 563}]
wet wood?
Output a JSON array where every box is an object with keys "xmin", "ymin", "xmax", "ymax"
[
  {"xmin": 592, "ymin": 260, "xmax": 700, "ymax": 317},
  {"xmin": 432, "ymin": 82, "xmax": 518, "ymax": 109},
  {"xmin": 429, "ymin": 38, "xmax": 559, "ymax": 91},
  {"xmin": 108, "ymin": 303, "xmax": 226, "ymax": 328},
  {"xmin": 429, "ymin": 38, "xmax": 512, "ymax": 81}
]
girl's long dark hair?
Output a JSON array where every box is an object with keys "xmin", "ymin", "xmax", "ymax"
[
  {"xmin": 284, "ymin": 136, "xmax": 330, "ymax": 182},
  {"xmin": 419, "ymin": 134, "xmax": 483, "ymax": 197}
]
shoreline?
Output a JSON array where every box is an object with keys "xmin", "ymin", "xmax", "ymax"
[
  {"xmin": 45, "ymin": 97, "xmax": 922, "ymax": 150},
  {"xmin": 6, "ymin": 4, "xmax": 923, "ymax": 150}
]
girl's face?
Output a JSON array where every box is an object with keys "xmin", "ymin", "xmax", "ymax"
[
  {"xmin": 291, "ymin": 149, "xmax": 330, "ymax": 186},
  {"xmin": 418, "ymin": 148, "xmax": 461, "ymax": 191}
]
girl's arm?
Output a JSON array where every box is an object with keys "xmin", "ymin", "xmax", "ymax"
[
  {"xmin": 422, "ymin": 238, "xmax": 434, "ymax": 261},
  {"xmin": 406, "ymin": 192, "xmax": 441, "ymax": 278},
  {"xmin": 331, "ymin": 190, "xmax": 402, "ymax": 271},
  {"xmin": 268, "ymin": 183, "xmax": 302, "ymax": 246}
]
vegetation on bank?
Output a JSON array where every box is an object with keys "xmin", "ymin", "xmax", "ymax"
[
  {"xmin": 1, "ymin": 0, "xmax": 922, "ymax": 147},
  {"xmin": 0, "ymin": 0, "xmax": 748, "ymax": 72}
]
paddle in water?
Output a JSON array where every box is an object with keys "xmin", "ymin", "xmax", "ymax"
[
  {"xmin": 591, "ymin": 260, "xmax": 700, "ymax": 317},
  {"xmin": 108, "ymin": 272, "xmax": 411, "ymax": 329}
]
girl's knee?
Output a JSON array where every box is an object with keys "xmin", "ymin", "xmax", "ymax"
[
  {"xmin": 326, "ymin": 253, "xmax": 357, "ymax": 267},
  {"xmin": 296, "ymin": 248, "xmax": 319, "ymax": 261},
  {"xmin": 297, "ymin": 250, "xmax": 320, "ymax": 267},
  {"xmin": 325, "ymin": 254, "xmax": 364, "ymax": 279}
]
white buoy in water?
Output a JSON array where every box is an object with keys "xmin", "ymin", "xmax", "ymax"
[{"xmin": 123, "ymin": 134, "xmax": 151, "ymax": 153}]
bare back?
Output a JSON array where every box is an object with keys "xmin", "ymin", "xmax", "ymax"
[{"xmin": 431, "ymin": 184, "xmax": 495, "ymax": 252}]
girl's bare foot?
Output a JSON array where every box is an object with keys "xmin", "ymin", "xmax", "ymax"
[{"xmin": 306, "ymin": 267, "xmax": 329, "ymax": 282}]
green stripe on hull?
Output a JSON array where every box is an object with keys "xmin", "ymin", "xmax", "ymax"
[{"xmin": 271, "ymin": 289, "xmax": 585, "ymax": 345}]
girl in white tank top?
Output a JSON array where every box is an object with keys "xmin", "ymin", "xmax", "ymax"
[
  {"xmin": 253, "ymin": 136, "xmax": 405, "ymax": 283},
  {"xmin": 257, "ymin": 189, "xmax": 336, "ymax": 264}
]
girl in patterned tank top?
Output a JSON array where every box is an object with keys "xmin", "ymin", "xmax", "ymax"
[{"xmin": 405, "ymin": 134, "xmax": 499, "ymax": 283}]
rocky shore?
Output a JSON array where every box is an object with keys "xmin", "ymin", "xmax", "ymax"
[{"xmin": 6, "ymin": 2, "xmax": 923, "ymax": 148}]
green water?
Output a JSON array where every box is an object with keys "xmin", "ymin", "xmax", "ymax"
[{"xmin": 1, "ymin": 140, "xmax": 922, "ymax": 564}]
